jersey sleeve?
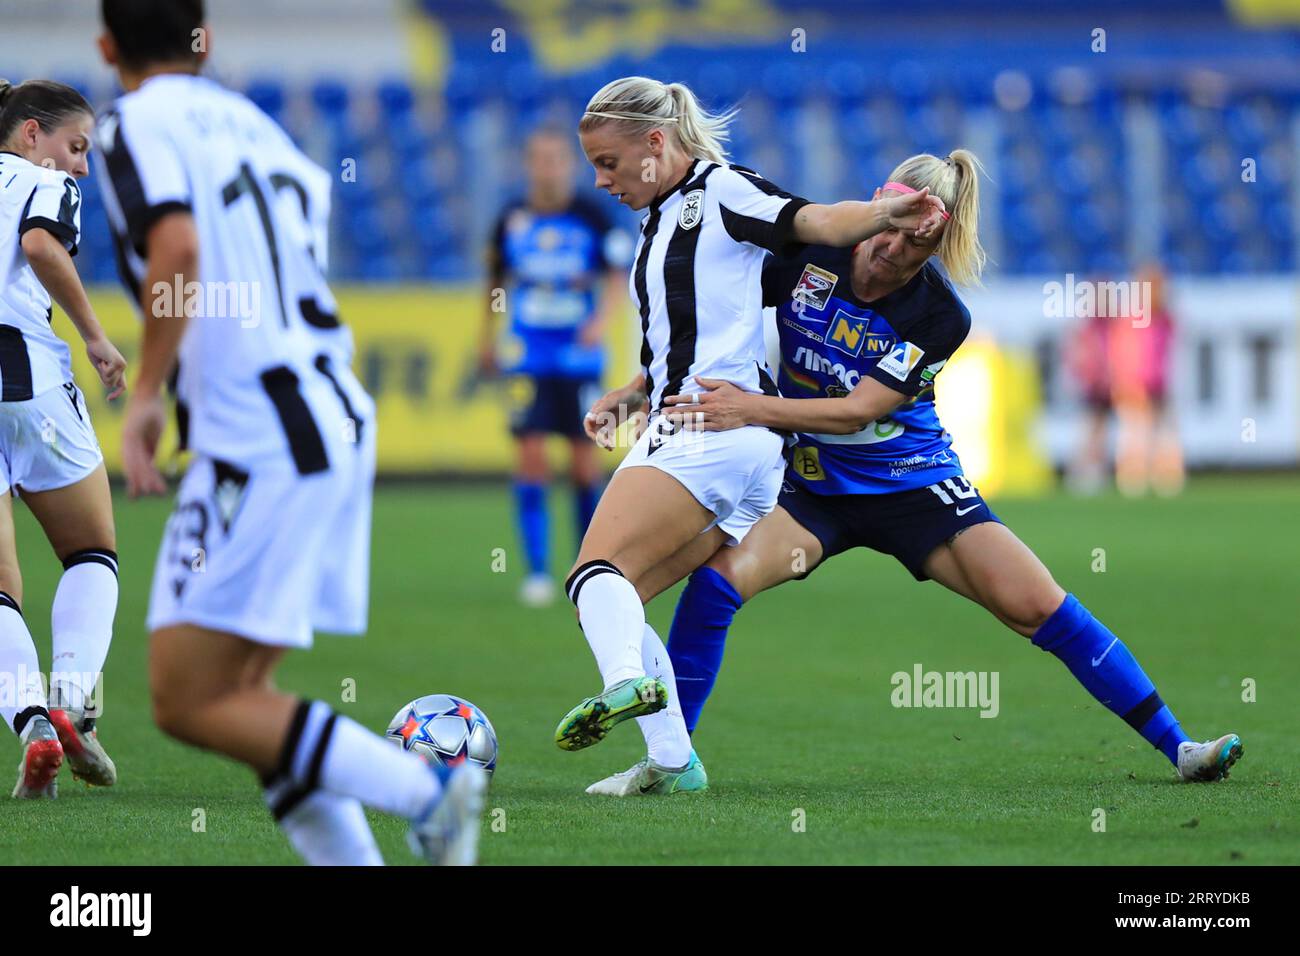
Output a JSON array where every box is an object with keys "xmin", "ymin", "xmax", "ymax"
[
  {"xmin": 19, "ymin": 170, "xmax": 82, "ymax": 256},
  {"xmin": 762, "ymin": 253, "xmax": 795, "ymax": 308},
  {"xmin": 97, "ymin": 106, "xmax": 193, "ymax": 255},
  {"xmin": 864, "ymin": 302, "xmax": 971, "ymax": 397},
  {"xmin": 711, "ymin": 165, "xmax": 810, "ymax": 256}
]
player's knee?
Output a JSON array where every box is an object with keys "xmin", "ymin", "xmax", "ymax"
[
  {"xmin": 149, "ymin": 658, "xmax": 198, "ymax": 741},
  {"xmin": 995, "ymin": 583, "xmax": 1066, "ymax": 632},
  {"xmin": 150, "ymin": 686, "xmax": 191, "ymax": 742},
  {"xmin": 702, "ymin": 551, "xmax": 750, "ymax": 603}
]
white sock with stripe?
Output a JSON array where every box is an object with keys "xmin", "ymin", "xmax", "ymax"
[
  {"xmin": 49, "ymin": 549, "xmax": 118, "ymax": 715},
  {"xmin": 270, "ymin": 700, "xmax": 438, "ymax": 822},
  {"xmin": 566, "ymin": 561, "xmax": 646, "ymax": 688},
  {"xmin": 635, "ymin": 623, "xmax": 692, "ymax": 768},
  {"xmin": 0, "ymin": 593, "xmax": 48, "ymax": 738},
  {"xmin": 264, "ymin": 785, "xmax": 384, "ymax": 866}
]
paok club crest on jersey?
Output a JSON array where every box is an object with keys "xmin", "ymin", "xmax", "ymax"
[{"xmin": 678, "ymin": 189, "xmax": 704, "ymax": 230}]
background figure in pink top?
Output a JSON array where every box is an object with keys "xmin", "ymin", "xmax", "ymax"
[
  {"xmin": 1112, "ymin": 264, "xmax": 1184, "ymax": 497},
  {"xmin": 1065, "ymin": 282, "xmax": 1114, "ymax": 494}
]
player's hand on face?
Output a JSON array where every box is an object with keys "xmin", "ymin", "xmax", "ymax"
[
  {"xmin": 87, "ymin": 336, "xmax": 127, "ymax": 400},
  {"xmin": 121, "ymin": 393, "xmax": 169, "ymax": 498},
  {"xmin": 882, "ymin": 188, "xmax": 946, "ymax": 239},
  {"xmin": 662, "ymin": 378, "xmax": 752, "ymax": 431}
]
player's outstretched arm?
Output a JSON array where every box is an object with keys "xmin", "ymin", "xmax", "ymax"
[
  {"xmin": 22, "ymin": 228, "xmax": 127, "ymax": 399},
  {"xmin": 664, "ymin": 375, "xmax": 906, "ymax": 435},
  {"xmin": 791, "ymin": 190, "xmax": 946, "ymax": 248},
  {"xmin": 121, "ymin": 211, "xmax": 199, "ymax": 498}
]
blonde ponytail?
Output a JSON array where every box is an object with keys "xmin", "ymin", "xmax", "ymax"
[
  {"xmin": 887, "ymin": 149, "xmax": 987, "ymax": 287},
  {"xmin": 579, "ymin": 76, "xmax": 736, "ymax": 165}
]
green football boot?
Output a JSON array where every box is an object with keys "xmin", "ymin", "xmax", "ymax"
[
  {"xmin": 585, "ymin": 750, "xmax": 709, "ymax": 796},
  {"xmin": 554, "ymin": 675, "xmax": 667, "ymax": 751}
]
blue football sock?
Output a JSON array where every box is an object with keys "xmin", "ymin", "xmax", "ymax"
[
  {"xmin": 512, "ymin": 481, "xmax": 548, "ymax": 576},
  {"xmin": 574, "ymin": 483, "xmax": 600, "ymax": 549},
  {"xmin": 666, "ymin": 567, "xmax": 744, "ymax": 734},
  {"xmin": 1032, "ymin": 594, "xmax": 1190, "ymax": 765}
]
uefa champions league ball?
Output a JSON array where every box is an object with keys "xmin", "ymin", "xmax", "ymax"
[{"xmin": 386, "ymin": 694, "xmax": 498, "ymax": 777}]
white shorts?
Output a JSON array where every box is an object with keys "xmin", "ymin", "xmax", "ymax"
[
  {"xmin": 616, "ymin": 418, "xmax": 786, "ymax": 545},
  {"xmin": 146, "ymin": 413, "xmax": 376, "ymax": 649},
  {"xmin": 0, "ymin": 382, "xmax": 104, "ymax": 496}
]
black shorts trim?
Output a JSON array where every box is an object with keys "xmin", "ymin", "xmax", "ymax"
[
  {"xmin": 63, "ymin": 382, "xmax": 83, "ymax": 421},
  {"xmin": 778, "ymin": 475, "xmax": 1001, "ymax": 582}
]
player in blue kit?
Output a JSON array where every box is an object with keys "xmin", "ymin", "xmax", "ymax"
[
  {"xmin": 583, "ymin": 150, "xmax": 1242, "ymax": 795},
  {"xmin": 483, "ymin": 128, "xmax": 630, "ymax": 607}
]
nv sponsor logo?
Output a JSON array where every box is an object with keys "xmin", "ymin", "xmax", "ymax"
[{"xmin": 825, "ymin": 310, "xmax": 893, "ymax": 359}]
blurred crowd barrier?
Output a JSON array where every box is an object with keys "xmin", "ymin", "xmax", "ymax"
[{"xmin": 80, "ymin": 276, "xmax": 1294, "ymax": 485}]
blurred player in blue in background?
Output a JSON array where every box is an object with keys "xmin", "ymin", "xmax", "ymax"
[{"xmin": 482, "ymin": 128, "xmax": 629, "ymax": 607}]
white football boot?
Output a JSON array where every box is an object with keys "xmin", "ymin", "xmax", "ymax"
[
  {"xmin": 408, "ymin": 762, "xmax": 488, "ymax": 865},
  {"xmin": 12, "ymin": 715, "xmax": 63, "ymax": 799},
  {"xmin": 49, "ymin": 709, "xmax": 117, "ymax": 787},
  {"xmin": 585, "ymin": 750, "xmax": 708, "ymax": 796},
  {"xmin": 1176, "ymin": 733, "xmax": 1243, "ymax": 782}
]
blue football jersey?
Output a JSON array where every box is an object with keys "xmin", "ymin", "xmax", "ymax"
[
  {"xmin": 763, "ymin": 245, "xmax": 971, "ymax": 494},
  {"xmin": 489, "ymin": 197, "xmax": 625, "ymax": 378}
]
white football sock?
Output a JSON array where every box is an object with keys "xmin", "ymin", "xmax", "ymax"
[
  {"xmin": 636, "ymin": 623, "xmax": 693, "ymax": 768},
  {"xmin": 49, "ymin": 552, "xmax": 118, "ymax": 715},
  {"xmin": 569, "ymin": 564, "xmax": 645, "ymax": 688},
  {"xmin": 280, "ymin": 702, "xmax": 437, "ymax": 819},
  {"xmin": 0, "ymin": 595, "xmax": 47, "ymax": 737},
  {"xmin": 270, "ymin": 789, "xmax": 384, "ymax": 866}
]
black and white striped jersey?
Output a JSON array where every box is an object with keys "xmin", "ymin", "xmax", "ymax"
[
  {"xmin": 0, "ymin": 151, "xmax": 82, "ymax": 401},
  {"xmin": 95, "ymin": 74, "xmax": 357, "ymax": 472},
  {"xmin": 630, "ymin": 159, "xmax": 809, "ymax": 413}
]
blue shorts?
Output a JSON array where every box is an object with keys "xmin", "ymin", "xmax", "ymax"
[
  {"xmin": 509, "ymin": 375, "xmax": 603, "ymax": 438},
  {"xmin": 778, "ymin": 472, "xmax": 1001, "ymax": 581}
]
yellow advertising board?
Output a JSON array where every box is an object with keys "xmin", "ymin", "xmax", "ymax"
[
  {"xmin": 77, "ymin": 286, "xmax": 635, "ymax": 475},
  {"xmin": 76, "ymin": 286, "xmax": 1047, "ymax": 492}
]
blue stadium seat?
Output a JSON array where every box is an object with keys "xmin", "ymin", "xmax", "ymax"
[{"xmin": 44, "ymin": 62, "xmax": 1297, "ymax": 283}]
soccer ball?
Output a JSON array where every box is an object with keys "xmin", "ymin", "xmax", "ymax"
[{"xmin": 385, "ymin": 694, "xmax": 498, "ymax": 777}]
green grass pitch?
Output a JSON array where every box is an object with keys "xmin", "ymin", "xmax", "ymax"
[{"xmin": 3, "ymin": 477, "xmax": 1296, "ymax": 865}]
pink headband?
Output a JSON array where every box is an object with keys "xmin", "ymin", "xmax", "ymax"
[{"xmin": 883, "ymin": 181, "xmax": 951, "ymax": 221}]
